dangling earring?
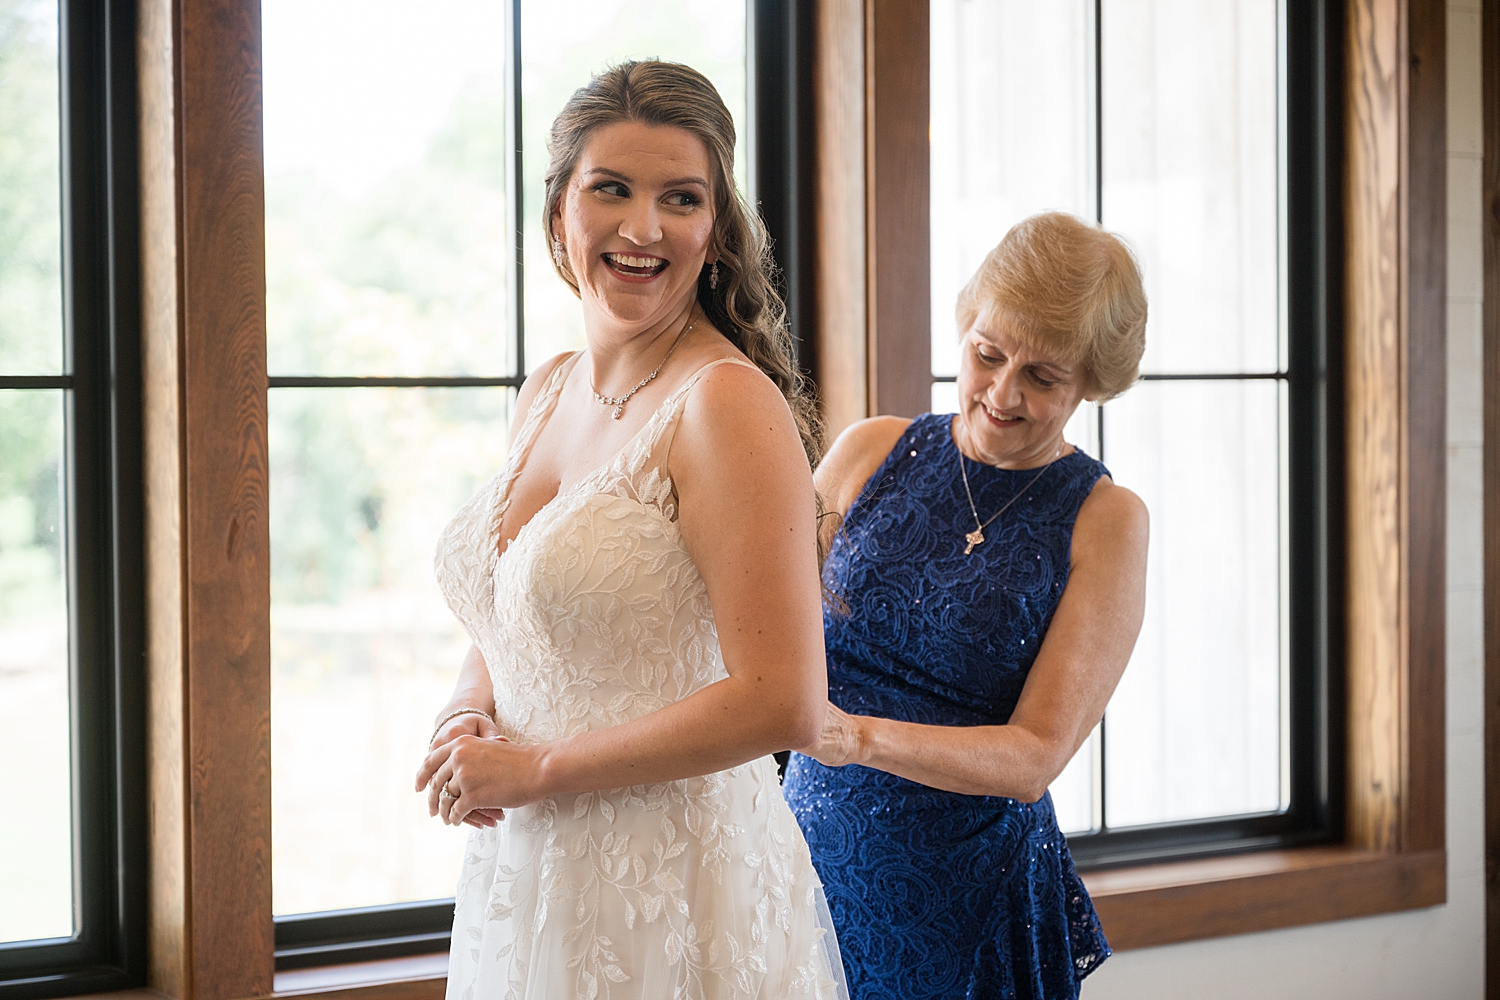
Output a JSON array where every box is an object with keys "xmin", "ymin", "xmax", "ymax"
[
  {"xmin": 709, "ymin": 261, "xmax": 719, "ymax": 290},
  {"xmin": 552, "ymin": 239, "xmax": 565, "ymax": 268}
]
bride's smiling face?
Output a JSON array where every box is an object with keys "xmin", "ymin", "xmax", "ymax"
[{"xmin": 552, "ymin": 121, "xmax": 717, "ymax": 331}]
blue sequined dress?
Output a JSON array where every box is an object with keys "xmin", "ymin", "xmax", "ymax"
[{"xmin": 783, "ymin": 413, "xmax": 1111, "ymax": 1000}]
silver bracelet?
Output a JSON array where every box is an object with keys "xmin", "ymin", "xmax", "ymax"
[{"xmin": 429, "ymin": 706, "xmax": 496, "ymax": 748}]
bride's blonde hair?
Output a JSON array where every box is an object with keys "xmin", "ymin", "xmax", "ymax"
[{"xmin": 542, "ymin": 60, "xmax": 824, "ymax": 470}]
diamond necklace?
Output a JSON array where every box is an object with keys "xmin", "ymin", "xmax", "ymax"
[
  {"xmin": 590, "ymin": 312, "xmax": 699, "ymax": 419},
  {"xmin": 956, "ymin": 438, "xmax": 1063, "ymax": 555}
]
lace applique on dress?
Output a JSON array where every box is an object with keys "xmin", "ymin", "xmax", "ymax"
[{"xmin": 434, "ymin": 355, "xmax": 847, "ymax": 1000}]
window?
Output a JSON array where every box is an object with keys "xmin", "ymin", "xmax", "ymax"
[
  {"xmin": 929, "ymin": 0, "xmax": 1333, "ymax": 863},
  {"xmin": 263, "ymin": 0, "xmax": 761, "ymax": 964},
  {"xmin": 0, "ymin": 0, "xmax": 144, "ymax": 996},
  {"xmin": 111, "ymin": 0, "xmax": 1438, "ymax": 982}
]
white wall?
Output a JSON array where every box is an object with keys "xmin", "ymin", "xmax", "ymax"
[{"xmin": 1084, "ymin": 3, "xmax": 1488, "ymax": 996}]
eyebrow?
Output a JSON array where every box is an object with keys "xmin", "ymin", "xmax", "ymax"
[
  {"xmin": 583, "ymin": 167, "xmax": 709, "ymax": 189},
  {"xmin": 971, "ymin": 332, "xmax": 1075, "ymax": 373}
]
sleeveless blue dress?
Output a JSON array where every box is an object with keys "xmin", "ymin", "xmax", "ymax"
[{"xmin": 783, "ymin": 413, "xmax": 1111, "ymax": 1000}]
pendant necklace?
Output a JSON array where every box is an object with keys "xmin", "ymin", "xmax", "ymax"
[
  {"xmin": 590, "ymin": 312, "xmax": 699, "ymax": 419},
  {"xmin": 957, "ymin": 438, "xmax": 1063, "ymax": 555}
]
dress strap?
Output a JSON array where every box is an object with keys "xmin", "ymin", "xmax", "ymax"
[
  {"xmin": 646, "ymin": 357, "xmax": 763, "ymax": 470},
  {"xmin": 672, "ymin": 356, "xmax": 761, "ymax": 399},
  {"xmin": 490, "ymin": 352, "xmax": 581, "ymax": 531}
]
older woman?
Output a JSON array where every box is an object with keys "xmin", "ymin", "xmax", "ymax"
[
  {"xmin": 784, "ymin": 212, "xmax": 1149, "ymax": 1000},
  {"xmin": 416, "ymin": 62, "xmax": 846, "ymax": 999}
]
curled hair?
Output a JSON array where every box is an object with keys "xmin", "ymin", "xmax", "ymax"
[
  {"xmin": 956, "ymin": 212, "xmax": 1148, "ymax": 401},
  {"xmin": 542, "ymin": 60, "xmax": 824, "ymax": 469}
]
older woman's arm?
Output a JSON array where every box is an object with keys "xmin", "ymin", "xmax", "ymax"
[{"xmin": 801, "ymin": 468, "xmax": 1148, "ymax": 803}]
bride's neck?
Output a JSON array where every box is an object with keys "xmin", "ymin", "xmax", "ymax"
[{"xmin": 583, "ymin": 303, "xmax": 697, "ymax": 388}]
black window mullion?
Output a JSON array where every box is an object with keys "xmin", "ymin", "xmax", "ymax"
[
  {"xmin": 751, "ymin": 0, "xmax": 816, "ymax": 369},
  {"xmin": 1283, "ymin": 0, "xmax": 1340, "ymax": 840},
  {"xmin": 0, "ymin": 376, "xmax": 73, "ymax": 388},
  {"xmin": 510, "ymin": 0, "xmax": 524, "ymax": 379},
  {"xmin": 268, "ymin": 376, "xmax": 524, "ymax": 388},
  {"xmin": 274, "ymin": 902, "xmax": 454, "ymax": 970},
  {"xmin": 0, "ymin": 0, "xmax": 144, "ymax": 994}
]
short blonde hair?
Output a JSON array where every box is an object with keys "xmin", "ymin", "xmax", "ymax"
[{"xmin": 955, "ymin": 212, "xmax": 1147, "ymax": 401}]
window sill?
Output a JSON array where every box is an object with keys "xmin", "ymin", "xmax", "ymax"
[
  {"xmin": 1083, "ymin": 845, "xmax": 1447, "ymax": 949},
  {"xmin": 270, "ymin": 955, "xmax": 447, "ymax": 1000},
  {"xmin": 272, "ymin": 848, "xmax": 1445, "ymax": 987}
]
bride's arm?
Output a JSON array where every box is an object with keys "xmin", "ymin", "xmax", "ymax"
[
  {"xmin": 429, "ymin": 644, "xmax": 500, "ymax": 746},
  {"xmin": 416, "ymin": 361, "xmax": 828, "ymax": 821}
]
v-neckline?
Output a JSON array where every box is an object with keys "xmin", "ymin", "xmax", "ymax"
[{"xmin": 492, "ymin": 353, "xmax": 675, "ymax": 563}]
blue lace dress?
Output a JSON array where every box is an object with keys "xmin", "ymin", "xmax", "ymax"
[{"xmin": 783, "ymin": 413, "xmax": 1111, "ymax": 1000}]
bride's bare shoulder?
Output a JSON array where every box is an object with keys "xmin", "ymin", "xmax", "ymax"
[{"xmin": 674, "ymin": 357, "xmax": 800, "ymax": 445}]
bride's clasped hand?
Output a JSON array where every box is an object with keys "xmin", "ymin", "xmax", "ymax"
[{"xmin": 416, "ymin": 732, "xmax": 531, "ymax": 826}]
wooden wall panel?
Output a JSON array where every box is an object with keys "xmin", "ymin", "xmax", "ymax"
[
  {"xmin": 1482, "ymin": 0, "xmax": 1499, "ymax": 989},
  {"xmin": 1344, "ymin": 0, "xmax": 1406, "ymax": 853},
  {"xmin": 1343, "ymin": 0, "xmax": 1446, "ymax": 857},
  {"xmin": 813, "ymin": 0, "xmax": 931, "ymax": 436},
  {"xmin": 814, "ymin": 0, "xmax": 868, "ymax": 437},
  {"xmin": 140, "ymin": 0, "xmax": 273, "ymax": 996},
  {"xmin": 139, "ymin": 0, "xmax": 190, "ymax": 993},
  {"xmin": 179, "ymin": 0, "xmax": 273, "ymax": 992},
  {"xmin": 865, "ymin": 0, "xmax": 930, "ymax": 419},
  {"xmin": 1400, "ymin": 0, "xmax": 1446, "ymax": 856}
]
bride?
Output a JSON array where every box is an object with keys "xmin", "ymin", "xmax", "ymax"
[{"xmin": 414, "ymin": 61, "xmax": 847, "ymax": 1000}]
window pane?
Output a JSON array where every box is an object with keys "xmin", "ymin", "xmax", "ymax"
[
  {"xmin": 521, "ymin": 0, "xmax": 748, "ymax": 370},
  {"xmin": 0, "ymin": 1, "xmax": 64, "ymax": 376},
  {"xmin": 262, "ymin": 0, "xmax": 517, "ymax": 378},
  {"xmin": 1052, "ymin": 727, "xmax": 1099, "ymax": 835},
  {"xmin": 1100, "ymin": 0, "xmax": 1281, "ymax": 375},
  {"xmin": 269, "ymin": 387, "xmax": 511, "ymax": 915},
  {"xmin": 0, "ymin": 389, "xmax": 71, "ymax": 941},
  {"xmin": 1102, "ymin": 379, "xmax": 1284, "ymax": 827},
  {"xmin": 930, "ymin": 0, "xmax": 1095, "ymax": 378}
]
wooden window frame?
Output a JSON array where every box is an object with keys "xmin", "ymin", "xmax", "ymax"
[{"xmin": 109, "ymin": 0, "xmax": 1450, "ymax": 997}]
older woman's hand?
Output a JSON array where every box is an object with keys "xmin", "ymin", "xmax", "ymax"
[{"xmin": 797, "ymin": 702, "xmax": 867, "ymax": 768}]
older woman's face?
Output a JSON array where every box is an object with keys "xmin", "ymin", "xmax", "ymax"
[
  {"xmin": 954, "ymin": 322, "xmax": 1088, "ymax": 468},
  {"xmin": 553, "ymin": 121, "xmax": 716, "ymax": 331}
]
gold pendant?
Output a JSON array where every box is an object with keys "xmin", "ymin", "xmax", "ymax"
[{"xmin": 964, "ymin": 528, "xmax": 984, "ymax": 555}]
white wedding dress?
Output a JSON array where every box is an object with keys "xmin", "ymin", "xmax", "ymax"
[{"xmin": 434, "ymin": 353, "xmax": 847, "ymax": 1000}]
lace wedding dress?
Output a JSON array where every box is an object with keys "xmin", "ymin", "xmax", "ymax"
[{"xmin": 434, "ymin": 353, "xmax": 846, "ymax": 1000}]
